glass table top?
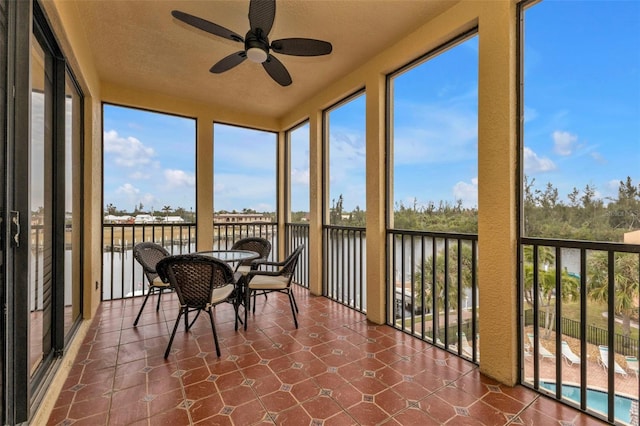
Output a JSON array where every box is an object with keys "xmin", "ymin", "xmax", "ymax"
[{"xmin": 196, "ymin": 249, "xmax": 259, "ymax": 262}]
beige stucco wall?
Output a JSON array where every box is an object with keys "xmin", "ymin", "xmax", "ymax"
[
  {"xmin": 624, "ymin": 230, "xmax": 640, "ymax": 244},
  {"xmin": 45, "ymin": 0, "xmax": 520, "ymax": 386}
]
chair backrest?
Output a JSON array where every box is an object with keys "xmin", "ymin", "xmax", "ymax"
[
  {"xmin": 231, "ymin": 237, "xmax": 272, "ymax": 268},
  {"xmin": 280, "ymin": 245, "xmax": 305, "ymax": 283},
  {"xmin": 133, "ymin": 242, "xmax": 171, "ymax": 284},
  {"xmin": 157, "ymin": 254, "xmax": 235, "ymax": 308}
]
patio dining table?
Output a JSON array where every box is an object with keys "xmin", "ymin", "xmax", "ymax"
[
  {"xmin": 195, "ymin": 249, "xmax": 260, "ymax": 320},
  {"xmin": 196, "ymin": 249, "xmax": 260, "ymax": 264}
]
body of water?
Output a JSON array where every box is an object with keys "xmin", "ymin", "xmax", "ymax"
[{"xmin": 540, "ymin": 381, "xmax": 635, "ymax": 425}]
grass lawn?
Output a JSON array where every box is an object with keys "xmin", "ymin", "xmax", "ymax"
[{"xmin": 560, "ymin": 300, "xmax": 639, "ymax": 340}]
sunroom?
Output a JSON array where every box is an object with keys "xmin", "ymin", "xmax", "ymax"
[{"xmin": 2, "ymin": 0, "xmax": 639, "ymax": 425}]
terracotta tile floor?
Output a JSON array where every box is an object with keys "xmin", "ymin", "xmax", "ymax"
[{"xmin": 47, "ymin": 286, "xmax": 607, "ymax": 425}]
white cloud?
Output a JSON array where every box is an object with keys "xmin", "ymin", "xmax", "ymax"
[
  {"xmin": 104, "ymin": 129, "xmax": 156, "ymax": 167},
  {"xmin": 214, "ymin": 172, "xmax": 276, "ymax": 212},
  {"xmin": 129, "ymin": 171, "xmax": 151, "ymax": 180},
  {"xmin": 115, "ymin": 183, "xmax": 139, "ymax": 197},
  {"xmin": 393, "ymin": 103, "xmax": 477, "ymax": 165},
  {"xmin": 590, "ymin": 151, "xmax": 606, "ymax": 164},
  {"xmin": 164, "ymin": 169, "xmax": 195, "ymax": 189},
  {"xmin": 453, "ymin": 177, "xmax": 478, "ymax": 208},
  {"xmin": 291, "ymin": 167, "xmax": 310, "ymax": 185},
  {"xmin": 524, "ymin": 106, "xmax": 538, "ymax": 123},
  {"xmin": 552, "ymin": 130, "xmax": 577, "ymax": 156},
  {"xmin": 607, "ymin": 179, "xmax": 620, "ymax": 192},
  {"xmin": 524, "ymin": 147, "xmax": 556, "ymax": 173}
]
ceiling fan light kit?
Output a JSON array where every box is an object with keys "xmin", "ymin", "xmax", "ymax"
[
  {"xmin": 171, "ymin": 0, "xmax": 333, "ymax": 86},
  {"xmin": 245, "ymin": 31, "xmax": 269, "ymax": 63}
]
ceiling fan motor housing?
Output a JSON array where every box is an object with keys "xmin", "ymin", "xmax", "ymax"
[{"xmin": 245, "ymin": 30, "xmax": 269, "ymax": 63}]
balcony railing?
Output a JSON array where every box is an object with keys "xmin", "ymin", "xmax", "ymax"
[
  {"xmin": 285, "ymin": 223, "xmax": 310, "ymax": 288},
  {"xmin": 521, "ymin": 237, "xmax": 640, "ymax": 425},
  {"xmin": 323, "ymin": 225, "xmax": 366, "ymax": 313},
  {"xmin": 102, "ymin": 222, "xmax": 314, "ymax": 301},
  {"xmin": 387, "ymin": 229, "xmax": 479, "ymax": 363},
  {"xmin": 213, "ymin": 222, "xmax": 278, "ymax": 255},
  {"xmin": 102, "ymin": 223, "xmax": 197, "ymax": 300}
]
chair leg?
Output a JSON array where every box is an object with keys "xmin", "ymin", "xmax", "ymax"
[
  {"xmin": 290, "ymin": 291, "xmax": 299, "ymax": 313},
  {"xmin": 164, "ymin": 308, "xmax": 184, "ymax": 358},
  {"xmin": 207, "ymin": 308, "xmax": 221, "ymax": 357},
  {"xmin": 244, "ymin": 288, "xmax": 252, "ymax": 331},
  {"xmin": 233, "ymin": 292, "xmax": 244, "ymax": 331},
  {"xmin": 155, "ymin": 287, "xmax": 163, "ymax": 311},
  {"xmin": 186, "ymin": 308, "xmax": 201, "ymax": 331},
  {"xmin": 287, "ymin": 290, "xmax": 298, "ymax": 329},
  {"xmin": 133, "ymin": 286, "xmax": 154, "ymax": 326}
]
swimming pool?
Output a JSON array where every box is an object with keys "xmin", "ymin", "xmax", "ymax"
[{"xmin": 540, "ymin": 381, "xmax": 636, "ymax": 424}]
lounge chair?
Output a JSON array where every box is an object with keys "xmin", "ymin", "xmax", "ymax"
[
  {"xmin": 561, "ymin": 341, "xmax": 580, "ymax": 366},
  {"xmin": 527, "ymin": 332, "xmax": 556, "ymax": 362},
  {"xmin": 625, "ymin": 356, "xmax": 639, "ymax": 378},
  {"xmin": 598, "ymin": 345, "xmax": 628, "ymax": 377},
  {"xmin": 460, "ymin": 332, "xmax": 477, "ymax": 359}
]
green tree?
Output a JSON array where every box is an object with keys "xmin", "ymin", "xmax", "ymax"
[
  {"xmin": 330, "ymin": 194, "xmax": 344, "ymax": 225},
  {"xmin": 414, "ymin": 243, "xmax": 475, "ymax": 337},
  {"xmin": 587, "ymin": 251, "xmax": 639, "ymax": 339},
  {"xmin": 522, "ymin": 245, "xmax": 579, "ymax": 338},
  {"xmin": 607, "ymin": 177, "xmax": 640, "ymax": 230}
]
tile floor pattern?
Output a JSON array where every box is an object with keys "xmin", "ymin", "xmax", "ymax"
[{"xmin": 47, "ymin": 287, "xmax": 607, "ymax": 425}]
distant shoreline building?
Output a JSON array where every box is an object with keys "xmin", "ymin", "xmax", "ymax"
[
  {"xmin": 103, "ymin": 214, "xmax": 185, "ymax": 224},
  {"xmin": 213, "ymin": 213, "xmax": 271, "ymax": 224}
]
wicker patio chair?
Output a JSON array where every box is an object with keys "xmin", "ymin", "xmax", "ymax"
[
  {"xmin": 231, "ymin": 237, "xmax": 272, "ymax": 305},
  {"xmin": 132, "ymin": 242, "xmax": 171, "ymax": 326},
  {"xmin": 231, "ymin": 237, "xmax": 272, "ymax": 274},
  {"xmin": 244, "ymin": 245, "xmax": 304, "ymax": 330},
  {"xmin": 157, "ymin": 254, "xmax": 238, "ymax": 358}
]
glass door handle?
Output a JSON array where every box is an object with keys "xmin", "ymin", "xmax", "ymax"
[{"xmin": 10, "ymin": 211, "xmax": 20, "ymax": 247}]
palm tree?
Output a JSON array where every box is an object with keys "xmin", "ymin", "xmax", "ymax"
[
  {"xmin": 522, "ymin": 245, "xmax": 579, "ymax": 338},
  {"xmin": 587, "ymin": 251, "xmax": 639, "ymax": 339},
  {"xmin": 414, "ymin": 242, "xmax": 475, "ymax": 340},
  {"xmin": 162, "ymin": 205, "xmax": 172, "ymax": 219}
]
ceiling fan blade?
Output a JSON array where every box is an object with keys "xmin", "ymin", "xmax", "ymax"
[
  {"xmin": 172, "ymin": 10, "xmax": 244, "ymax": 42},
  {"xmin": 210, "ymin": 52, "xmax": 247, "ymax": 73},
  {"xmin": 262, "ymin": 55, "xmax": 292, "ymax": 86},
  {"xmin": 249, "ymin": 0, "xmax": 276, "ymax": 36},
  {"xmin": 271, "ymin": 38, "xmax": 333, "ymax": 56}
]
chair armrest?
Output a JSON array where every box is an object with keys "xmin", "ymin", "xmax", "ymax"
[
  {"xmin": 247, "ymin": 269, "xmax": 283, "ymax": 278},
  {"xmin": 251, "ymin": 259, "xmax": 286, "ymax": 268},
  {"xmin": 249, "ymin": 258, "xmax": 268, "ymax": 270}
]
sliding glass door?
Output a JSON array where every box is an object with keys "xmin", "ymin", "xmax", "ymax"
[
  {"xmin": 2, "ymin": 1, "xmax": 83, "ymax": 422},
  {"xmin": 30, "ymin": 27, "xmax": 54, "ymax": 378}
]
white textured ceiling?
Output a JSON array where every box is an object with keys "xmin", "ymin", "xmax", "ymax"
[{"xmin": 70, "ymin": 0, "xmax": 458, "ymax": 119}]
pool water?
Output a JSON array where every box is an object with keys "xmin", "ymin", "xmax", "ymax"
[{"xmin": 540, "ymin": 381, "xmax": 636, "ymax": 424}]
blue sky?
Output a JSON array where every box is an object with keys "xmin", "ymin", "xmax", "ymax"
[
  {"xmin": 103, "ymin": 105, "xmax": 196, "ymax": 213},
  {"xmin": 522, "ymin": 0, "xmax": 640, "ymax": 204},
  {"xmin": 103, "ymin": 1, "xmax": 639, "ymax": 214}
]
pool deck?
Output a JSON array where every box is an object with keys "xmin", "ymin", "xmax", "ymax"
[{"xmin": 524, "ymin": 333, "xmax": 639, "ymax": 423}]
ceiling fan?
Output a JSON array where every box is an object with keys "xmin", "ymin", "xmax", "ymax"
[{"xmin": 171, "ymin": 0, "xmax": 333, "ymax": 87}]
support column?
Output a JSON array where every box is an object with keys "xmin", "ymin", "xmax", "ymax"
[
  {"xmin": 277, "ymin": 130, "xmax": 286, "ymax": 259},
  {"xmin": 365, "ymin": 74, "xmax": 386, "ymax": 324},
  {"xmin": 196, "ymin": 119, "xmax": 213, "ymax": 251},
  {"xmin": 477, "ymin": 0, "xmax": 519, "ymax": 385},
  {"xmin": 307, "ymin": 111, "xmax": 323, "ymax": 296}
]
